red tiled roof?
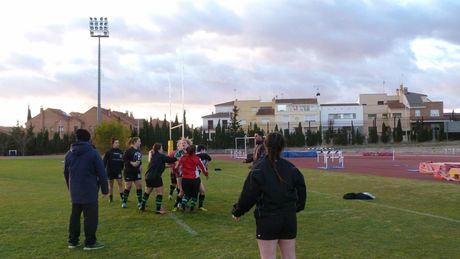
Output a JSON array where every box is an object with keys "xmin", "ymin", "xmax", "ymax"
[{"xmin": 386, "ymin": 101, "xmax": 406, "ymax": 109}]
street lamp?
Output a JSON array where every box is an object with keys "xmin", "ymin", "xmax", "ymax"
[{"xmin": 89, "ymin": 17, "xmax": 109, "ymax": 125}]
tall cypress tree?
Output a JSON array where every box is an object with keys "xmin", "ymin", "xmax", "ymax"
[{"xmin": 27, "ymin": 105, "xmax": 32, "ymax": 121}]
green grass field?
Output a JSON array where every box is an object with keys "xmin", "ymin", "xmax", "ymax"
[{"xmin": 0, "ymin": 157, "xmax": 459, "ymax": 259}]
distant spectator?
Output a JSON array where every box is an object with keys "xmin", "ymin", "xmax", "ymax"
[{"xmin": 244, "ymin": 131, "xmax": 266, "ymax": 164}]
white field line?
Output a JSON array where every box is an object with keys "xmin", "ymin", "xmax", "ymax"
[
  {"xmin": 302, "ymin": 209, "xmax": 354, "ymax": 215},
  {"xmin": 310, "ymin": 190, "xmax": 460, "ymax": 223},
  {"xmin": 222, "ymin": 174, "xmax": 460, "ymax": 223},
  {"xmin": 169, "ymin": 214, "xmax": 198, "ymax": 236}
]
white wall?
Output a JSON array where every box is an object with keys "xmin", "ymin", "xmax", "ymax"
[
  {"xmin": 320, "ymin": 105, "xmax": 364, "ymax": 128},
  {"xmin": 202, "ymin": 116, "xmax": 231, "ymax": 132},
  {"xmin": 215, "ymin": 105, "xmax": 233, "ymax": 113}
]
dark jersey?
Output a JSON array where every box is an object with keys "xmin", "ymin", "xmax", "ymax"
[
  {"xmin": 197, "ymin": 152, "xmax": 212, "ymax": 171},
  {"xmin": 103, "ymin": 148, "xmax": 124, "ymax": 174},
  {"xmin": 123, "ymin": 147, "xmax": 142, "ymax": 175},
  {"xmin": 232, "ymin": 156, "xmax": 307, "ymax": 218},
  {"xmin": 145, "ymin": 152, "xmax": 177, "ymax": 180}
]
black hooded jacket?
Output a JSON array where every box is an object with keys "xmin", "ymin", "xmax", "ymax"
[
  {"xmin": 64, "ymin": 141, "xmax": 108, "ymax": 204},
  {"xmin": 232, "ymin": 156, "xmax": 307, "ymax": 218}
]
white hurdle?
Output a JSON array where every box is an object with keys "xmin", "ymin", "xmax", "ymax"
[{"xmin": 315, "ymin": 148, "xmax": 344, "ymax": 169}]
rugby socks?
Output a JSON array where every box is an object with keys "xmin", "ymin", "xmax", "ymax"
[
  {"xmin": 140, "ymin": 192, "xmax": 150, "ymax": 211},
  {"xmin": 174, "ymin": 188, "xmax": 182, "ymax": 207},
  {"xmin": 198, "ymin": 194, "xmax": 205, "ymax": 208},
  {"xmin": 136, "ymin": 189, "xmax": 143, "ymax": 204},
  {"xmin": 181, "ymin": 195, "xmax": 189, "ymax": 209},
  {"xmin": 169, "ymin": 185, "xmax": 175, "ymax": 196},
  {"xmin": 119, "ymin": 192, "xmax": 124, "ymax": 200},
  {"xmin": 122, "ymin": 189, "xmax": 130, "ymax": 203},
  {"xmin": 155, "ymin": 195, "xmax": 163, "ymax": 211},
  {"xmin": 190, "ymin": 197, "xmax": 197, "ymax": 211},
  {"xmin": 109, "ymin": 194, "xmax": 113, "ymax": 202}
]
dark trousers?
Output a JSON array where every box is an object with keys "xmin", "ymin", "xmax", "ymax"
[
  {"xmin": 182, "ymin": 178, "xmax": 200, "ymax": 198},
  {"xmin": 68, "ymin": 202, "xmax": 98, "ymax": 246}
]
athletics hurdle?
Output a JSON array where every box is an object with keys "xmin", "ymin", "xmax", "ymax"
[{"xmin": 317, "ymin": 148, "xmax": 344, "ymax": 169}]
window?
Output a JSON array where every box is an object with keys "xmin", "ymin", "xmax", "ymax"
[
  {"xmin": 328, "ymin": 113, "xmax": 357, "ymax": 120},
  {"xmin": 251, "ymin": 107, "xmax": 258, "ymax": 112},
  {"xmin": 277, "ymin": 105, "xmax": 287, "ymax": 112},
  {"xmin": 304, "ymin": 115, "xmax": 316, "ymax": 122},
  {"xmin": 261, "ymin": 119, "xmax": 270, "ymax": 124},
  {"xmin": 58, "ymin": 125, "xmax": 64, "ymax": 133},
  {"xmin": 430, "ymin": 109, "xmax": 439, "ymax": 117},
  {"xmin": 222, "ymin": 120, "xmax": 228, "ymax": 129},
  {"xmin": 368, "ymin": 114, "xmax": 377, "ymax": 119},
  {"xmin": 207, "ymin": 120, "xmax": 214, "ymax": 130},
  {"xmin": 240, "ymin": 120, "xmax": 247, "ymax": 125},
  {"xmin": 382, "ymin": 113, "xmax": 388, "ymax": 119},
  {"xmin": 415, "ymin": 110, "xmax": 421, "ymax": 117},
  {"xmin": 377, "ymin": 101, "xmax": 384, "ymax": 105},
  {"xmin": 392, "ymin": 113, "xmax": 402, "ymax": 118}
]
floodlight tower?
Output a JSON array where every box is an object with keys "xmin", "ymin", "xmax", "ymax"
[{"xmin": 89, "ymin": 17, "xmax": 109, "ymax": 125}]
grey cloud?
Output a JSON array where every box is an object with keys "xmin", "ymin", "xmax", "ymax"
[{"xmin": 6, "ymin": 53, "xmax": 46, "ymax": 72}]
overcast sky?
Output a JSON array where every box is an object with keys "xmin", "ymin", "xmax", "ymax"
[{"xmin": 1, "ymin": 0, "xmax": 459, "ymax": 127}]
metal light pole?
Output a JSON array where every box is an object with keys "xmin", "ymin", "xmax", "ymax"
[{"xmin": 89, "ymin": 17, "xmax": 109, "ymax": 125}]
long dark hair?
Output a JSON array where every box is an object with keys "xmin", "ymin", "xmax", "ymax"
[
  {"xmin": 152, "ymin": 143, "xmax": 162, "ymax": 153},
  {"xmin": 264, "ymin": 132, "xmax": 286, "ymax": 183},
  {"xmin": 186, "ymin": 145, "xmax": 196, "ymax": 155}
]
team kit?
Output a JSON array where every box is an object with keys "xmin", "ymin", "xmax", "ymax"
[{"xmin": 103, "ymin": 137, "xmax": 211, "ymax": 214}]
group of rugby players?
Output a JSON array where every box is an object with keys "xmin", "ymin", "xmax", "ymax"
[{"xmin": 103, "ymin": 137, "xmax": 211, "ymax": 214}]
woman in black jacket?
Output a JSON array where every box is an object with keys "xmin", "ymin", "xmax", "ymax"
[
  {"xmin": 139, "ymin": 143, "xmax": 177, "ymax": 214},
  {"xmin": 232, "ymin": 132, "xmax": 307, "ymax": 259}
]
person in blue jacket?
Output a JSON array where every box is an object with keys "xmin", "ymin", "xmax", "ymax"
[{"xmin": 64, "ymin": 129, "xmax": 108, "ymax": 251}]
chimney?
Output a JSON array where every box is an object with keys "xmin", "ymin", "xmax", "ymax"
[
  {"xmin": 40, "ymin": 106, "xmax": 45, "ymax": 130},
  {"xmin": 399, "ymin": 84, "xmax": 408, "ymax": 95}
]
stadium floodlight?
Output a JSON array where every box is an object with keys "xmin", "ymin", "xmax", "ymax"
[{"xmin": 89, "ymin": 17, "xmax": 109, "ymax": 125}]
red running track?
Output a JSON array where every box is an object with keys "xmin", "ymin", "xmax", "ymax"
[{"xmin": 213, "ymin": 153, "xmax": 460, "ymax": 183}]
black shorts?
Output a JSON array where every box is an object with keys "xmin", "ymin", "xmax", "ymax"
[
  {"xmin": 170, "ymin": 173, "xmax": 177, "ymax": 185},
  {"xmin": 181, "ymin": 178, "xmax": 200, "ymax": 198},
  {"xmin": 124, "ymin": 170, "xmax": 141, "ymax": 182},
  {"xmin": 107, "ymin": 170, "xmax": 122, "ymax": 180},
  {"xmin": 255, "ymin": 213, "xmax": 297, "ymax": 240},
  {"xmin": 146, "ymin": 176, "xmax": 163, "ymax": 188}
]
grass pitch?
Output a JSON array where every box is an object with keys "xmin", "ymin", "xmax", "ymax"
[{"xmin": 0, "ymin": 157, "xmax": 459, "ymax": 258}]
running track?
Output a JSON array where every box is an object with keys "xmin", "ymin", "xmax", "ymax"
[{"xmin": 213, "ymin": 153, "xmax": 460, "ymax": 183}]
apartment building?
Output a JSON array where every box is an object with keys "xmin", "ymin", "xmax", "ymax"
[
  {"xmin": 274, "ymin": 98, "xmax": 320, "ymax": 133},
  {"xmin": 202, "ymin": 98, "xmax": 320, "ymax": 135},
  {"xmin": 320, "ymin": 103, "xmax": 364, "ymax": 132}
]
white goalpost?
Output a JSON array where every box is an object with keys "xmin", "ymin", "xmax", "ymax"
[{"xmin": 232, "ymin": 136, "xmax": 255, "ymax": 159}]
